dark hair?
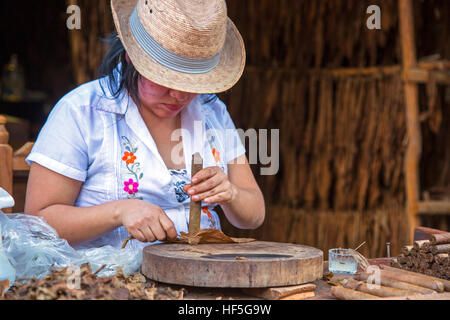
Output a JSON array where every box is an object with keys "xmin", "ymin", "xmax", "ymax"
[
  {"xmin": 98, "ymin": 32, "xmax": 140, "ymax": 102},
  {"xmin": 98, "ymin": 32, "xmax": 219, "ymax": 106}
]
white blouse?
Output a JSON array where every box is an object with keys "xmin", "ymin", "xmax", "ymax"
[{"xmin": 26, "ymin": 79, "xmax": 246, "ymax": 250}]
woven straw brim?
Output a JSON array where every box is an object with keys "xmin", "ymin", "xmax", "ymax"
[{"xmin": 111, "ymin": 0, "xmax": 246, "ymax": 94}]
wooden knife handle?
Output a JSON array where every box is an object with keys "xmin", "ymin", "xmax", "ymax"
[{"xmin": 189, "ymin": 153, "xmax": 203, "ymax": 233}]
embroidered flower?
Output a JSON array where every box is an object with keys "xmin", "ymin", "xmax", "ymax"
[
  {"xmin": 212, "ymin": 148, "xmax": 220, "ymax": 163},
  {"xmin": 173, "ymin": 181, "xmax": 189, "ymax": 203},
  {"xmin": 124, "ymin": 179, "xmax": 139, "ymax": 195},
  {"xmin": 202, "ymin": 207, "xmax": 216, "ymax": 229},
  {"xmin": 202, "ymin": 207, "xmax": 213, "ymax": 219},
  {"xmin": 207, "ymin": 128, "xmax": 221, "ymax": 164},
  {"xmin": 122, "ymin": 151, "xmax": 137, "ymax": 165}
]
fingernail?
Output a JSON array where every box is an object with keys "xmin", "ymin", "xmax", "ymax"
[
  {"xmin": 192, "ymin": 196, "xmax": 200, "ymax": 201},
  {"xmin": 188, "ymin": 189, "xmax": 195, "ymax": 195}
]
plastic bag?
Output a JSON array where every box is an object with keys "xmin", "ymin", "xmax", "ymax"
[
  {"xmin": 0, "ymin": 188, "xmax": 16, "ymax": 287},
  {"xmin": 0, "ymin": 188, "xmax": 14, "ymax": 210},
  {"xmin": 0, "ymin": 212, "xmax": 142, "ymax": 281},
  {"xmin": 0, "ymin": 224, "xmax": 16, "ymax": 286}
]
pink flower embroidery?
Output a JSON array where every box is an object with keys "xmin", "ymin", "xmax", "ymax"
[{"xmin": 124, "ymin": 179, "xmax": 139, "ymax": 195}]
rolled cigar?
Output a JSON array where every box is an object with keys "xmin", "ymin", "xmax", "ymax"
[
  {"xmin": 330, "ymin": 286, "xmax": 380, "ymax": 300},
  {"xmin": 397, "ymin": 254, "xmax": 408, "ymax": 264},
  {"xmin": 414, "ymin": 240, "xmax": 430, "ymax": 250},
  {"xmin": 431, "ymin": 263, "xmax": 440, "ymax": 272},
  {"xmin": 430, "ymin": 244, "xmax": 450, "ymax": 255},
  {"xmin": 380, "ymin": 265, "xmax": 448, "ymax": 291},
  {"xmin": 434, "ymin": 253, "xmax": 449, "ymax": 264},
  {"xmin": 422, "ymin": 241, "xmax": 431, "ymax": 252},
  {"xmin": 430, "ymin": 232, "xmax": 450, "ymax": 245},
  {"xmin": 420, "ymin": 252, "xmax": 434, "ymax": 263},
  {"xmin": 425, "ymin": 269, "xmax": 434, "ymax": 277},
  {"xmin": 357, "ymin": 273, "xmax": 436, "ymax": 295},
  {"xmin": 406, "ymin": 257, "xmax": 414, "ymax": 267},
  {"xmin": 381, "ymin": 292, "xmax": 450, "ymax": 300},
  {"xmin": 342, "ymin": 279, "xmax": 418, "ymax": 297},
  {"xmin": 419, "ymin": 260, "xmax": 431, "ymax": 271},
  {"xmin": 390, "ymin": 258, "xmax": 402, "ymax": 268},
  {"xmin": 379, "ymin": 269, "xmax": 444, "ymax": 292},
  {"xmin": 402, "ymin": 245, "xmax": 414, "ymax": 256}
]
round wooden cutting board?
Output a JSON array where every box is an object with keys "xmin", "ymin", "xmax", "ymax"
[{"xmin": 142, "ymin": 241, "xmax": 323, "ymax": 288}]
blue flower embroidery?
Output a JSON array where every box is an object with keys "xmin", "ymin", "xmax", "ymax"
[
  {"xmin": 170, "ymin": 169, "xmax": 190, "ymax": 203},
  {"xmin": 173, "ymin": 181, "xmax": 189, "ymax": 203}
]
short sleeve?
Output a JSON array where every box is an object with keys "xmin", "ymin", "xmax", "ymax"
[
  {"xmin": 26, "ymin": 100, "xmax": 89, "ymax": 182},
  {"xmin": 211, "ymin": 98, "xmax": 246, "ymax": 164}
]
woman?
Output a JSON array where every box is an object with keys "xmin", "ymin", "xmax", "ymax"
[{"xmin": 24, "ymin": 0, "xmax": 265, "ymax": 250}]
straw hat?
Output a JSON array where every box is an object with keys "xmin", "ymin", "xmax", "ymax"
[{"xmin": 111, "ymin": 0, "xmax": 246, "ymax": 94}]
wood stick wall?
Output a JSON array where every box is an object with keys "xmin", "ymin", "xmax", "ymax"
[
  {"xmin": 66, "ymin": 0, "xmax": 114, "ymax": 85},
  {"xmin": 219, "ymin": 70, "xmax": 410, "ymax": 258},
  {"xmin": 64, "ymin": 0, "xmax": 450, "ymax": 257},
  {"xmin": 220, "ymin": 204, "xmax": 410, "ymax": 259},
  {"xmin": 222, "ymin": 71, "xmax": 407, "ymax": 211},
  {"xmin": 219, "ymin": 0, "xmax": 450, "ymax": 257}
]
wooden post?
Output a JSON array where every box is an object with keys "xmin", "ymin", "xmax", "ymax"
[
  {"xmin": 0, "ymin": 115, "xmax": 13, "ymax": 213},
  {"xmin": 399, "ymin": 0, "xmax": 422, "ymax": 243}
]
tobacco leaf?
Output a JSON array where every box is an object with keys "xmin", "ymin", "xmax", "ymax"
[
  {"xmin": 1, "ymin": 264, "xmax": 185, "ymax": 300},
  {"xmin": 170, "ymin": 229, "xmax": 255, "ymax": 246},
  {"xmin": 122, "ymin": 229, "xmax": 256, "ymax": 248},
  {"xmin": 0, "ymin": 280, "xmax": 9, "ymax": 298},
  {"xmin": 322, "ymin": 272, "xmax": 334, "ymax": 282},
  {"xmin": 327, "ymin": 279, "xmax": 346, "ymax": 287}
]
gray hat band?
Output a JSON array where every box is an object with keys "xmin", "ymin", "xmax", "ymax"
[{"xmin": 129, "ymin": 6, "xmax": 222, "ymax": 74}]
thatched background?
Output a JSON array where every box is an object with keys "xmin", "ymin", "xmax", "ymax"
[
  {"xmin": 217, "ymin": 0, "xmax": 450, "ymax": 258},
  {"xmin": 2, "ymin": 0, "xmax": 449, "ymax": 258},
  {"xmin": 52, "ymin": 0, "xmax": 450, "ymax": 258}
]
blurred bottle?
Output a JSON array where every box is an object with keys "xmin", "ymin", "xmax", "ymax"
[{"xmin": 1, "ymin": 54, "xmax": 25, "ymax": 102}]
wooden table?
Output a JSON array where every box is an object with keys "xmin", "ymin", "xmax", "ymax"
[
  {"xmin": 158, "ymin": 258, "xmax": 393, "ymax": 300},
  {"xmin": 172, "ymin": 227, "xmax": 448, "ymax": 300}
]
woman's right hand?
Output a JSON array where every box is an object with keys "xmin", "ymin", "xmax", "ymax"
[{"xmin": 118, "ymin": 200, "xmax": 178, "ymax": 243}]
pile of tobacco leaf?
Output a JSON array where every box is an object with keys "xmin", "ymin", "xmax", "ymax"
[{"xmin": 0, "ymin": 263, "xmax": 185, "ymax": 300}]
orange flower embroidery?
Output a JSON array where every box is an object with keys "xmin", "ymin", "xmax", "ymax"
[
  {"xmin": 122, "ymin": 151, "xmax": 137, "ymax": 165},
  {"xmin": 212, "ymin": 148, "xmax": 220, "ymax": 163},
  {"xmin": 202, "ymin": 208, "xmax": 213, "ymax": 219}
]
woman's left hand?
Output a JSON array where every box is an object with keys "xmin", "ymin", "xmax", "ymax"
[{"xmin": 183, "ymin": 166, "xmax": 237, "ymax": 205}]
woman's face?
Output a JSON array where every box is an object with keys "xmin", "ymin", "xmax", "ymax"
[{"xmin": 137, "ymin": 76, "xmax": 198, "ymax": 119}]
